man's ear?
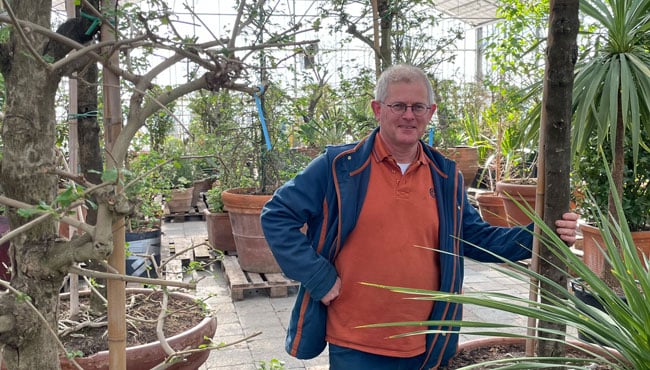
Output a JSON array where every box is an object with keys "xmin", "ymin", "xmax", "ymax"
[{"xmin": 371, "ymin": 100, "xmax": 381, "ymax": 119}]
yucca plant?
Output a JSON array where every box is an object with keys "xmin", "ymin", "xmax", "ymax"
[
  {"xmin": 517, "ymin": 0, "xmax": 650, "ymax": 290},
  {"xmin": 359, "ymin": 163, "xmax": 648, "ymax": 368}
]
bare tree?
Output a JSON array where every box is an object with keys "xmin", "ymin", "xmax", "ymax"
[
  {"xmin": 0, "ymin": 1, "xmax": 316, "ymax": 369},
  {"xmin": 323, "ymin": 0, "xmax": 462, "ymax": 74}
]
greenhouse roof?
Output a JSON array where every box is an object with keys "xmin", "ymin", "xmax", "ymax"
[{"xmin": 435, "ymin": 0, "xmax": 500, "ymax": 26}]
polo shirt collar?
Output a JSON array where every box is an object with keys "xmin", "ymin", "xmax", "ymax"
[{"xmin": 372, "ymin": 131, "xmax": 426, "ymax": 166}]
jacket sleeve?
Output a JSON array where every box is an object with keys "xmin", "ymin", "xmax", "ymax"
[
  {"xmin": 460, "ymin": 192, "xmax": 533, "ymax": 262},
  {"xmin": 260, "ymin": 155, "xmax": 339, "ymax": 301}
]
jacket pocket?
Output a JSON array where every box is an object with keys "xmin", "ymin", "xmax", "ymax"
[{"xmin": 286, "ymin": 286, "xmax": 328, "ymax": 359}]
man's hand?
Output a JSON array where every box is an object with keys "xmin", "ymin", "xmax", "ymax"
[
  {"xmin": 321, "ymin": 277, "xmax": 341, "ymax": 306},
  {"xmin": 555, "ymin": 212, "xmax": 579, "ymax": 244}
]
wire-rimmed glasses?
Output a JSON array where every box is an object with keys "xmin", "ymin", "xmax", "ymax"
[{"xmin": 381, "ymin": 102, "xmax": 431, "ymax": 117}]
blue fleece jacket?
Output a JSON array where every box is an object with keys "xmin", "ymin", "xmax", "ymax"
[{"xmin": 260, "ymin": 128, "xmax": 533, "ymax": 369}]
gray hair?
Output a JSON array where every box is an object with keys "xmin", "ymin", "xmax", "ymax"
[{"xmin": 374, "ymin": 64, "xmax": 435, "ymax": 105}]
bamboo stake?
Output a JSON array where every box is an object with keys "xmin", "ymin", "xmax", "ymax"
[{"xmin": 101, "ymin": 0, "xmax": 126, "ymax": 367}]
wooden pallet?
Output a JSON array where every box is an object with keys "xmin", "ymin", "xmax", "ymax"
[
  {"xmin": 163, "ymin": 211, "xmax": 206, "ymax": 223},
  {"xmin": 220, "ymin": 255, "xmax": 298, "ymax": 300},
  {"xmin": 164, "ymin": 236, "xmax": 212, "ymax": 262}
]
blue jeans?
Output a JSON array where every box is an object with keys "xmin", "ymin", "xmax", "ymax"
[{"xmin": 329, "ymin": 343, "xmax": 427, "ymax": 370}]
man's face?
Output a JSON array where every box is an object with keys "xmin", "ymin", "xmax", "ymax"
[{"xmin": 371, "ymin": 81, "xmax": 436, "ymax": 152}]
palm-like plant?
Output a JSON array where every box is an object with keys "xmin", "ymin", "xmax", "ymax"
[
  {"xmin": 519, "ymin": 0, "xmax": 650, "ymax": 287},
  {"xmin": 572, "ymin": 0, "xmax": 650, "ymax": 287}
]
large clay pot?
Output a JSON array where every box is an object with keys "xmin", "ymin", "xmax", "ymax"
[
  {"xmin": 475, "ymin": 191, "xmax": 508, "ymax": 227},
  {"xmin": 61, "ymin": 289, "xmax": 216, "ymax": 370},
  {"xmin": 221, "ymin": 188, "xmax": 281, "ymax": 273},
  {"xmin": 0, "ymin": 289, "xmax": 217, "ymax": 370},
  {"xmin": 205, "ymin": 210, "xmax": 237, "ymax": 253},
  {"xmin": 191, "ymin": 178, "xmax": 213, "ymax": 210},
  {"xmin": 580, "ymin": 223, "xmax": 650, "ymax": 278},
  {"xmin": 166, "ymin": 187, "xmax": 195, "ymax": 214},
  {"xmin": 495, "ymin": 180, "xmax": 537, "ymax": 226},
  {"xmin": 439, "ymin": 146, "xmax": 480, "ymax": 188}
]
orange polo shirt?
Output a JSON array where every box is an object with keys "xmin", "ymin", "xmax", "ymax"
[{"xmin": 326, "ymin": 133, "xmax": 440, "ymax": 357}]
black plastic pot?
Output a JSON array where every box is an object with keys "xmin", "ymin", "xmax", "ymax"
[
  {"xmin": 570, "ymin": 278, "xmax": 627, "ymax": 344},
  {"xmin": 125, "ymin": 228, "xmax": 161, "ymax": 278}
]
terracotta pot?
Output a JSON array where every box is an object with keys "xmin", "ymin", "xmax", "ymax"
[
  {"xmin": 191, "ymin": 178, "xmax": 213, "ymax": 210},
  {"xmin": 221, "ymin": 188, "xmax": 281, "ymax": 273},
  {"xmin": 439, "ymin": 146, "xmax": 480, "ymax": 188},
  {"xmin": 166, "ymin": 187, "xmax": 195, "ymax": 214},
  {"xmin": 0, "ymin": 289, "xmax": 217, "ymax": 370},
  {"xmin": 580, "ymin": 223, "xmax": 650, "ymax": 278},
  {"xmin": 58, "ymin": 206, "xmax": 88, "ymax": 240},
  {"xmin": 475, "ymin": 191, "xmax": 508, "ymax": 227},
  {"xmin": 205, "ymin": 210, "xmax": 237, "ymax": 253},
  {"xmin": 495, "ymin": 180, "xmax": 537, "ymax": 226}
]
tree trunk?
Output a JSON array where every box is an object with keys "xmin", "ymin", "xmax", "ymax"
[
  {"xmin": 535, "ymin": 0, "xmax": 579, "ymax": 360},
  {"xmin": 0, "ymin": 2, "xmax": 64, "ymax": 369},
  {"xmin": 378, "ymin": 0, "xmax": 393, "ymax": 70}
]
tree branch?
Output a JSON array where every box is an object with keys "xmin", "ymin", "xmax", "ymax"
[{"xmin": 69, "ymin": 266, "xmax": 196, "ymax": 289}]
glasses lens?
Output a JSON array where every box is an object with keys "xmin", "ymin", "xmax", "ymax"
[
  {"xmin": 412, "ymin": 104, "xmax": 428, "ymax": 116},
  {"xmin": 389, "ymin": 103, "xmax": 406, "ymax": 114}
]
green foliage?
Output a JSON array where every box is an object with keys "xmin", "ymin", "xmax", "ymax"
[
  {"xmin": 187, "ymin": 90, "xmax": 258, "ymax": 190},
  {"xmin": 281, "ymin": 68, "xmax": 376, "ymax": 163},
  {"xmin": 124, "ymin": 151, "xmax": 171, "ymax": 231},
  {"xmin": 484, "ymin": 0, "xmax": 549, "ymax": 85},
  {"xmin": 144, "ymin": 86, "xmax": 177, "ymax": 151},
  {"xmin": 432, "ymin": 80, "xmax": 497, "ymax": 153},
  {"xmin": 190, "ymin": 296, "xmax": 209, "ymax": 314},
  {"xmin": 291, "ymin": 73, "xmax": 375, "ymax": 148},
  {"xmin": 65, "ymin": 350, "xmax": 84, "ymax": 359},
  {"xmin": 480, "ymin": 0, "xmax": 551, "ymax": 174},
  {"xmin": 187, "ymin": 84, "xmax": 313, "ymax": 195},
  {"xmin": 204, "ymin": 186, "xmax": 225, "ymax": 213},
  {"xmin": 571, "ymin": 0, "xmax": 650, "ymax": 167},
  {"xmin": 574, "ymin": 135, "xmax": 650, "ymax": 231},
  {"xmin": 518, "ymin": 0, "xmax": 650, "ymax": 171},
  {"xmin": 257, "ymin": 358, "xmax": 285, "ymax": 370}
]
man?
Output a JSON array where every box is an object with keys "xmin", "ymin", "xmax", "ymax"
[{"xmin": 261, "ymin": 64, "xmax": 578, "ymax": 369}]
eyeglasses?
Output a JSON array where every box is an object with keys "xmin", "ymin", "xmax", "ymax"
[{"xmin": 381, "ymin": 102, "xmax": 431, "ymax": 117}]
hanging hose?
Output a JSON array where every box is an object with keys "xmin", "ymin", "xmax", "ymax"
[{"xmin": 254, "ymin": 85, "xmax": 272, "ymax": 150}]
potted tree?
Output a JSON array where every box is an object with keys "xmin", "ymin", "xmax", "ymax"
[
  {"xmin": 493, "ymin": 126, "xmax": 539, "ymax": 227},
  {"xmin": 57, "ymin": 288, "xmax": 217, "ymax": 370},
  {"xmin": 203, "ymin": 84, "xmax": 312, "ymax": 274},
  {"xmin": 568, "ymin": 0, "xmax": 650, "ymax": 289}
]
